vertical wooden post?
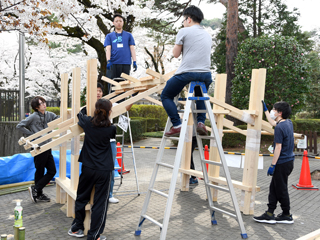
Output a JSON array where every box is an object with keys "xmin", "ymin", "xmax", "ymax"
[
  {"xmin": 70, "ymin": 67, "xmax": 81, "ymax": 191},
  {"xmin": 240, "ymin": 68, "xmax": 266, "ymax": 215},
  {"xmin": 56, "ymin": 73, "xmax": 68, "ymax": 204},
  {"xmin": 180, "ymin": 113, "xmax": 194, "ymax": 191},
  {"xmin": 208, "ymin": 74, "xmax": 227, "ymax": 201},
  {"xmin": 84, "ymin": 59, "xmax": 98, "ymax": 234}
]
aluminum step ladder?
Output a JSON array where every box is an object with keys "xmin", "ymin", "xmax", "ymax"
[
  {"xmin": 134, "ymin": 81, "xmax": 247, "ymax": 239},
  {"xmin": 114, "ymin": 111, "xmax": 140, "ymax": 195}
]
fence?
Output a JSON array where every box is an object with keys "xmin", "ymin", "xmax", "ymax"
[
  {"xmin": 295, "ymin": 130, "xmax": 318, "ymax": 154},
  {"xmin": 0, "ymin": 89, "xmax": 69, "ymax": 122}
]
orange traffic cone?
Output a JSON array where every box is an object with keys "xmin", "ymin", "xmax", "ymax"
[
  {"xmin": 292, "ymin": 150, "xmax": 318, "ymax": 190},
  {"xmin": 116, "ymin": 142, "xmax": 130, "ymax": 174},
  {"xmin": 204, "ymin": 145, "xmax": 209, "ymax": 172}
]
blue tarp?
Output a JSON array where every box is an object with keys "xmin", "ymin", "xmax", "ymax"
[{"xmin": 0, "ymin": 150, "xmax": 120, "ymax": 185}]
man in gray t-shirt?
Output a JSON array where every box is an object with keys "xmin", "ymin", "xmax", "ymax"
[{"xmin": 161, "ymin": 5, "xmax": 212, "ymax": 137}]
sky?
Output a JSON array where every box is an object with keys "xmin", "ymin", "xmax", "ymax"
[{"xmin": 199, "ymin": 0, "xmax": 320, "ymax": 32}]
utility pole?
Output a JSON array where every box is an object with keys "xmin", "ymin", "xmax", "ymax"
[{"xmin": 19, "ymin": 32, "xmax": 25, "ymax": 120}]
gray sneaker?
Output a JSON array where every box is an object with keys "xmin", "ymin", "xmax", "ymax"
[
  {"xmin": 37, "ymin": 193, "xmax": 50, "ymax": 202},
  {"xmin": 68, "ymin": 228, "xmax": 84, "ymax": 237},
  {"xmin": 98, "ymin": 236, "xmax": 107, "ymax": 240},
  {"xmin": 28, "ymin": 186, "xmax": 37, "ymax": 203}
]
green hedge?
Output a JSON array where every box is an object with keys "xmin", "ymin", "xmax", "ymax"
[
  {"xmin": 129, "ymin": 105, "xmax": 167, "ymax": 129},
  {"xmin": 292, "ymin": 119, "xmax": 320, "ymax": 132},
  {"xmin": 116, "ymin": 119, "xmax": 145, "ymax": 143},
  {"xmin": 46, "ymin": 107, "xmax": 60, "ymax": 115}
]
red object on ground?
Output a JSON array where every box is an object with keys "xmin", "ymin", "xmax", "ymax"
[
  {"xmin": 116, "ymin": 142, "xmax": 130, "ymax": 174},
  {"xmin": 292, "ymin": 150, "xmax": 318, "ymax": 190},
  {"xmin": 204, "ymin": 145, "xmax": 209, "ymax": 172}
]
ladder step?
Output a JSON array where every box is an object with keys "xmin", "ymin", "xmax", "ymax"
[
  {"xmin": 149, "ymin": 188, "xmax": 169, "ymax": 198},
  {"xmin": 198, "ymin": 135, "xmax": 215, "ymax": 140},
  {"xmin": 116, "ymin": 156, "xmax": 122, "ymax": 159},
  {"xmin": 205, "ymin": 182, "xmax": 230, "ymax": 193},
  {"xmin": 192, "ymin": 110, "xmax": 208, "ymax": 113},
  {"xmin": 116, "ymin": 134, "xmax": 123, "ymax": 137},
  {"xmin": 188, "ymin": 96, "xmax": 210, "ymax": 100},
  {"xmin": 114, "ymin": 167, "xmax": 121, "ymax": 170},
  {"xmin": 157, "ymin": 162, "xmax": 174, "ymax": 169},
  {"xmin": 142, "ymin": 215, "xmax": 163, "ymax": 229},
  {"xmin": 202, "ymin": 159, "xmax": 222, "ymax": 166},
  {"xmin": 164, "ymin": 136, "xmax": 180, "ymax": 141},
  {"xmin": 209, "ymin": 205, "xmax": 236, "ymax": 218}
]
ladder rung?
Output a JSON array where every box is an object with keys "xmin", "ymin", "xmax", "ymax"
[
  {"xmin": 206, "ymin": 182, "xmax": 229, "ymax": 193},
  {"xmin": 116, "ymin": 146, "xmax": 122, "ymax": 148},
  {"xmin": 202, "ymin": 159, "xmax": 222, "ymax": 166},
  {"xmin": 114, "ymin": 167, "xmax": 121, "ymax": 170},
  {"xmin": 192, "ymin": 110, "xmax": 207, "ymax": 113},
  {"xmin": 198, "ymin": 135, "xmax": 215, "ymax": 140},
  {"xmin": 142, "ymin": 215, "xmax": 163, "ymax": 228},
  {"xmin": 157, "ymin": 162, "xmax": 174, "ymax": 169},
  {"xmin": 164, "ymin": 136, "xmax": 180, "ymax": 141},
  {"xmin": 177, "ymin": 110, "xmax": 184, "ymax": 113},
  {"xmin": 149, "ymin": 188, "xmax": 168, "ymax": 198},
  {"xmin": 116, "ymin": 134, "xmax": 123, "ymax": 137},
  {"xmin": 188, "ymin": 96, "xmax": 210, "ymax": 100},
  {"xmin": 209, "ymin": 205, "xmax": 236, "ymax": 218},
  {"xmin": 116, "ymin": 156, "xmax": 122, "ymax": 159}
]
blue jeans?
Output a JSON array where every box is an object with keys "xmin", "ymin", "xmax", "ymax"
[
  {"xmin": 109, "ymin": 141, "xmax": 117, "ymax": 198},
  {"xmin": 161, "ymin": 72, "xmax": 212, "ymax": 126}
]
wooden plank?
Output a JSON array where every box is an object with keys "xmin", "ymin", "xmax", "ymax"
[
  {"xmin": 139, "ymin": 76, "xmax": 154, "ymax": 81},
  {"xmin": 67, "ymin": 194, "xmax": 75, "ymax": 217},
  {"xmin": 120, "ymin": 73, "xmax": 140, "ymax": 83},
  {"xmin": 86, "ymin": 60, "xmax": 96, "ymax": 117},
  {"xmin": 102, "ymin": 91, "xmax": 118, "ymax": 100},
  {"xmin": 296, "ymin": 228, "xmax": 320, "ymax": 240},
  {"xmin": 18, "ymin": 118, "xmax": 62, "ymax": 145},
  {"xmin": 101, "ymin": 76, "xmax": 121, "ymax": 86},
  {"xmin": 241, "ymin": 68, "xmax": 266, "ymax": 215},
  {"xmin": 110, "ymin": 83, "xmax": 166, "ymax": 119},
  {"xmin": 55, "ymin": 177, "xmax": 76, "ymax": 199},
  {"xmin": 223, "ymin": 118, "xmax": 247, "ymax": 136},
  {"xmin": 209, "ymin": 96, "xmax": 256, "ymax": 125},
  {"xmin": 180, "ymin": 113, "xmax": 193, "ymax": 191},
  {"xmin": 57, "ymin": 118, "xmax": 74, "ymax": 129},
  {"xmin": 110, "ymin": 89, "xmax": 136, "ymax": 104},
  {"xmin": 24, "ymin": 124, "xmax": 70, "ymax": 149},
  {"xmin": 179, "ymin": 169, "xmax": 260, "ymax": 192},
  {"xmin": 144, "ymin": 96, "xmax": 163, "ymax": 106}
]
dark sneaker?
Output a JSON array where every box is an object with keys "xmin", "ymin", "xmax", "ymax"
[
  {"xmin": 253, "ymin": 212, "xmax": 276, "ymax": 224},
  {"xmin": 189, "ymin": 178, "xmax": 198, "ymax": 184},
  {"xmin": 164, "ymin": 126, "xmax": 181, "ymax": 137},
  {"xmin": 197, "ymin": 122, "xmax": 208, "ymax": 136},
  {"xmin": 68, "ymin": 228, "xmax": 84, "ymax": 237},
  {"xmin": 98, "ymin": 236, "xmax": 107, "ymax": 240},
  {"xmin": 28, "ymin": 186, "xmax": 37, "ymax": 203},
  {"xmin": 37, "ymin": 193, "xmax": 51, "ymax": 202},
  {"xmin": 275, "ymin": 213, "xmax": 294, "ymax": 224}
]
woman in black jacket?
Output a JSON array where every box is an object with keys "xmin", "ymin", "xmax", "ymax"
[{"xmin": 68, "ymin": 98, "xmax": 116, "ymax": 240}]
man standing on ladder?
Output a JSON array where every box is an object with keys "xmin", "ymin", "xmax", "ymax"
[{"xmin": 161, "ymin": 5, "xmax": 212, "ymax": 137}]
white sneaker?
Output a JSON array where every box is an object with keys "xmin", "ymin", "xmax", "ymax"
[{"xmin": 109, "ymin": 197, "xmax": 119, "ymax": 203}]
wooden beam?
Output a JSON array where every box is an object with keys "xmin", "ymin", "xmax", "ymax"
[
  {"xmin": 179, "ymin": 169, "xmax": 260, "ymax": 192},
  {"xmin": 120, "ymin": 73, "xmax": 140, "ymax": 83},
  {"xmin": 144, "ymin": 96, "xmax": 163, "ymax": 106},
  {"xmin": 223, "ymin": 118, "xmax": 247, "ymax": 136},
  {"xmin": 110, "ymin": 89, "xmax": 136, "ymax": 104},
  {"xmin": 241, "ymin": 68, "xmax": 266, "ymax": 215},
  {"xmin": 18, "ymin": 118, "xmax": 62, "ymax": 145},
  {"xmin": 101, "ymin": 76, "xmax": 121, "ymax": 86}
]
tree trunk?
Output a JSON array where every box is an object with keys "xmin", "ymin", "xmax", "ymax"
[
  {"xmin": 253, "ymin": 0, "xmax": 257, "ymax": 37},
  {"xmin": 258, "ymin": 0, "xmax": 262, "ymax": 36},
  {"xmin": 225, "ymin": 0, "xmax": 238, "ymax": 105}
]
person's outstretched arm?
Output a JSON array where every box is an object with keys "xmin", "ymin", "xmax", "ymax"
[{"xmin": 262, "ymin": 100, "xmax": 276, "ymax": 127}]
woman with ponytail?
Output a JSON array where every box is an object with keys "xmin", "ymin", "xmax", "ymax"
[{"xmin": 68, "ymin": 98, "xmax": 116, "ymax": 240}]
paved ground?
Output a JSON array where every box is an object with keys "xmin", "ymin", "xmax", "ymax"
[{"xmin": 1, "ymin": 137, "xmax": 320, "ymax": 240}]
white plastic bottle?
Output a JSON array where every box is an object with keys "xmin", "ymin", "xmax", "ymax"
[{"xmin": 14, "ymin": 201, "xmax": 23, "ymax": 227}]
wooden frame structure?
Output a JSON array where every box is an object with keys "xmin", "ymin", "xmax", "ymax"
[
  {"xmin": 18, "ymin": 63, "xmax": 304, "ymax": 234},
  {"xmin": 18, "ymin": 59, "xmax": 175, "ymax": 233}
]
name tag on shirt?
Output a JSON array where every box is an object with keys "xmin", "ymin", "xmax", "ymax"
[{"xmin": 117, "ymin": 43, "xmax": 123, "ymax": 48}]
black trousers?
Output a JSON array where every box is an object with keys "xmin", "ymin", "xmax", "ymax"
[
  {"xmin": 267, "ymin": 160, "xmax": 294, "ymax": 215},
  {"xmin": 107, "ymin": 64, "xmax": 131, "ymax": 80},
  {"xmin": 33, "ymin": 149, "xmax": 56, "ymax": 195},
  {"xmin": 71, "ymin": 165, "xmax": 112, "ymax": 240},
  {"xmin": 190, "ymin": 136, "xmax": 197, "ymax": 178}
]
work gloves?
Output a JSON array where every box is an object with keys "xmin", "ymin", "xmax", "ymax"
[
  {"xmin": 262, "ymin": 100, "xmax": 268, "ymax": 112},
  {"xmin": 267, "ymin": 164, "xmax": 275, "ymax": 176},
  {"xmin": 133, "ymin": 61, "xmax": 137, "ymax": 72},
  {"xmin": 107, "ymin": 60, "xmax": 113, "ymax": 70}
]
